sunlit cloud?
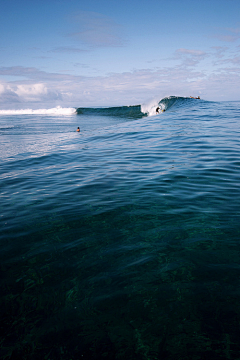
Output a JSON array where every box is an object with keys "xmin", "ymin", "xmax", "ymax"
[{"xmin": 0, "ymin": 81, "xmax": 62, "ymax": 104}]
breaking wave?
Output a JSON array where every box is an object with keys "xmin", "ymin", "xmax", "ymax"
[
  {"xmin": 76, "ymin": 96, "xmax": 200, "ymax": 119},
  {"xmin": 0, "ymin": 96, "xmax": 201, "ymax": 118},
  {"xmin": 141, "ymin": 96, "xmax": 199, "ymax": 116}
]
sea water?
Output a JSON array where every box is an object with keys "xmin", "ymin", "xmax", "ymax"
[{"xmin": 1, "ymin": 97, "xmax": 240, "ymax": 359}]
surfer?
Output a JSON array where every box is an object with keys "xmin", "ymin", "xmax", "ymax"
[
  {"xmin": 76, "ymin": 127, "xmax": 80, "ymax": 132},
  {"xmin": 156, "ymin": 107, "xmax": 160, "ymax": 114},
  {"xmin": 190, "ymin": 96, "xmax": 200, "ymax": 99}
]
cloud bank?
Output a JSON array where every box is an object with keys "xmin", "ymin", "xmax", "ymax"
[{"xmin": 0, "ymin": 45, "xmax": 240, "ymax": 109}]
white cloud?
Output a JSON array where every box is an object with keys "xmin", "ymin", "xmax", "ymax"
[
  {"xmin": 15, "ymin": 83, "xmax": 47, "ymax": 97},
  {"xmin": 0, "ymin": 82, "xmax": 62, "ymax": 105},
  {"xmin": 0, "ymin": 83, "xmax": 5, "ymax": 94}
]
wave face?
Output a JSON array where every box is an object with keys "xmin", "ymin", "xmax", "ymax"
[{"xmin": 76, "ymin": 105, "xmax": 146, "ymax": 119}]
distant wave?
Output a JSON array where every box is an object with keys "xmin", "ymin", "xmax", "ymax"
[
  {"xmin": 0, "ymin": 106, "xmax": 76, "ymax": 116},
  {"xmin": 0, "ymin": 96, "xmax": 201, "ymax": 118}
]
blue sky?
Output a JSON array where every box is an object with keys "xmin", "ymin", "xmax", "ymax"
[{"xmin": 0, "ymin": 0, "xmax": 240, "ymax": 108}]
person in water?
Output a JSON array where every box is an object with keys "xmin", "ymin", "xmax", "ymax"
[
  {"xmin": 156, "ymin": 107, "xmax": 165, "ymax": 114},
  {"xmin": 76, "ymin": 127, "xmax": 80, "ymax": 132}
]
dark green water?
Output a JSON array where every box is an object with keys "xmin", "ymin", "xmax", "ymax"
[{"xmin": 1, "ymin": 99, "xmax": 240, "ymax": 359}]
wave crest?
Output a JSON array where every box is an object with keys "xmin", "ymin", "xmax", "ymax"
[{"xmin": 141, "ymin": 96, "xmax": 195, "ymax": 116}]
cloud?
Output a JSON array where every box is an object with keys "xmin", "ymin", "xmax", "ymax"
[
  {"xmin": 212, "ymin": 27, "xmax": 240, "ymax": 42},
  {"xmin": 219, "ymin": 56, "xmax": 240, "ymax": 65},
  {"xmin": 173, "ymin": 48, "xmax": 208, "ymax": 67},
  {"xmin": 51, "ymin": 46, "xmax": 87, "ymax": 53},
  {"xmin": 0, "ymin": 81, "xmax": 62, "ymax": 104},
  {"xmin": 226, "ymin": 27, "xmax": 240, "ymax": 34},
  {"xmin": 1, "ymin": 53, "xmax": 240, "ymax": 109},
  {"xmin": 0, "ymin": 83, "xmax": 20, "ymax": 103},
  {"xmin": 211, "ymin": 46, "xmax": 228, "ymax": 59},
  {"xmin": 15, "ymin": 83, "xmax": 62, "ymax": 101},
  {"xmin": 0, "ymin": 66, "xmax": 84, "ymax": 82},
  {"xmin": 176, "ymin": 49, "xmax": 206, "ymax": 57},
  {"xmin": 67, "ymin": 11, "xmax": 124, "ymax": 48},
  {"xmin": 214, "ymin": 35, "xmax": 238, "ymax": 42},
  {"xmin": 210, "ymin": 44, "xmax": 240, "ymax": 66},
  {"xmin": 0, "ymin": 64, "xmax": 208, "ymax": 108}
]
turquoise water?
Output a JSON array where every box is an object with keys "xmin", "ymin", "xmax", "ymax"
[{"xmin": 1, "ymin": 98, "xmax": 240, "ymax": 359}]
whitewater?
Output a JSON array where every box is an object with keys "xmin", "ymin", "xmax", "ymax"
[
  {"xmin": 1, "ymin": 96, "xmax": 240, "ymax": 360},
  {"xmin": 0, "ymin": 105, "xmax": 76, "ymax": 116}
]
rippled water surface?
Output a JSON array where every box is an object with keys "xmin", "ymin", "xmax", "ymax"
[{"xmin": 1, "ymin": 99, "xmax": 240, "ymax": 359}]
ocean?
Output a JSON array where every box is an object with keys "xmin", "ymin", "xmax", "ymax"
[{"xmin": 1, "ymin": 96, "xmax": 240, "ymax": 359}]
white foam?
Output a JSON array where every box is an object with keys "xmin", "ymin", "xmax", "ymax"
[
  {"xmin": 141, "ymin": 98, "xmax": 165, "ymax": 117},
  {"xmin": 0, "ymin": 106, "xmax": 77, "ymax": 116}
]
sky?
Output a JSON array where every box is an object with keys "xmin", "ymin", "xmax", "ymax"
[{"xmin": 0, "ymin": 0, "xmax": 240, "ymax": 108}]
